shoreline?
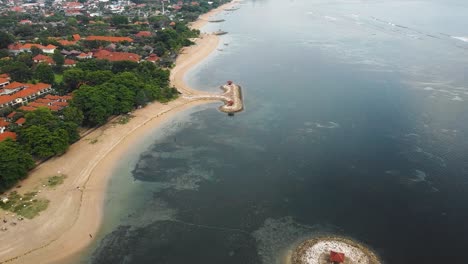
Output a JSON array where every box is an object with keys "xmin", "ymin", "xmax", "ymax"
[{"xmin": 0, "ymin": 1, "xmax": 235, "ymax": 263}]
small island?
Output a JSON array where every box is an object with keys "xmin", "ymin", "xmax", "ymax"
[{"xmin": 291, "ymin": 236, "xmax": 381, "ymax": 264}]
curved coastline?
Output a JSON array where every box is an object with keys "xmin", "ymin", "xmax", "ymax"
[{"xmin": 0, "ymin": 2, "xmax": 237, "ymax": 263}]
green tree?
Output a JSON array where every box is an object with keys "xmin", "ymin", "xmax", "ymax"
[
  {"xmin": 17, "ymin": 53, "xmax": 34, "ymax": 67},
  {"xmin": 30, "ymin": 46, "xmax": 43, "ymax": 56},
  {"xmin": 63, "ymin": 106, "xmax": 84, "ymax": 126},
  {"xmin": 52, "ymin": 49, "xmax": 65, "ymax": 66},
  {"xmin": 34, "ymin": 63, "xmax": 55, "ymax": 84},
  {"xmin": 2, "ymin": 61, "xmax": 32, "ymax": 82},
  {"xmin": 72, "ymin": 85, "xmax": 116, "ymax": 126},
  {"xmin": 110, "ymin": 15, "xmax": 129, "ymax": 26},
  {"xmin": 19, "ymin": 125, "xmax": 64, "ymax": 158},
  {"xmin": 0, "ymin": 32, "xmax": 14, "ymax": 49},
  {"xmin": 67, "ymin": 17, "xmax": 78, "ymax": 27},
  {"xmin": 86, "ymin": 70, "xmax": 113, "ymax": 86},
  {"xmin": 63, "ymin": 68, "xmax": 86, "ymax": 91},
  {"xmin": 0, "ymin": 139, "xmax": 35, "ymax": 191}
]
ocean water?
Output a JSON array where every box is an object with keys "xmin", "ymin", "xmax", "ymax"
[{"xmin": 78, "ymin": 0, "xmax": 468, "ymax": 263}]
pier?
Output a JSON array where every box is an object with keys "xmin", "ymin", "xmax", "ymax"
[{"xmin": 183, "ymin": 81, "xmax": 244, "ymax": 114}]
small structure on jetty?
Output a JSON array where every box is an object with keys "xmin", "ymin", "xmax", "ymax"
[
  {"xmin": 183, "ymin": 81, "xmax": 244, "ymax": 115},
  {"xmin": 291, "ymin": 236, "xmax": 381, "ymax": 264}
]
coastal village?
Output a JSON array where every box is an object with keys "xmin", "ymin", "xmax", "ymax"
[{"xmin": 0, "ymin": 0, "xmax": 246, "ymax": 261}]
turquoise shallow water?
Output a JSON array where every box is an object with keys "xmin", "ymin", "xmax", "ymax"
[{"xmin": 79, "ymin": 0, "xmax": 468, "ymax": 263}]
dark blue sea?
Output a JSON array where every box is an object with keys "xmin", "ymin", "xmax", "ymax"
[{"xmin": 78, "ymin": 0, "xmax": 468, "ymax": 263}]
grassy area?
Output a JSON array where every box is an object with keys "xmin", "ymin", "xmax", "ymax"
[
  {"xmin": 0, "ymin": 191, "xmax": 50, "ymax": 219},
  {"xmin": 115, "ymin": 114, "xmax": 134, "ymax": 125},
  {"xmin": 54, "ymin": 74, "xmax": 63, "ymax": 83},
  {"xmin": 45, "ymin": 174, "xmax": 66, "ymax": 187}
]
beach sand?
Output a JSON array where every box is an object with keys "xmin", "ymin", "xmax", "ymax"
[{"xmin": 0, "ymin": 2, "xmax": 235, "ymax": 263}]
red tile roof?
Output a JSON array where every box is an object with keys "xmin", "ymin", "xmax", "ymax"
[
  {"xmin": 93, "ymin": 50, "xmax": 140, "ymax": 62},
  {"xmin": 7, "ymin": 112, "xmax": 17, "ymax": 119},
  {"xmin": 35, "ymin": 98, "xmax": 53, "ymax": 104},
  {"xmin": 58, "ymin": 40, "xmax": 77, "ymax": 46},
  {"xmin": 33, "ymin": 54, "xmax": 55, "ymax": 65},
  {"xmin": 146, "ymin": 54, "xmax": 160, "ymax": 62},
  {"xmin": 19, "ymin": 106, "xmax": 37, "ymax": 112},
  {"xmin": 15, "ymin": 117, "xmax": 26, "ymax": 125},
  {"xmin": 85, "ymin": 36, "xmax": 133, "ymax": 43},
  {"xmin": 135, "ymin": 31, "xmax": 152, "ymax": 37},
  {"xmin": 0, "ymin": 118, "xmax": 9, "ymax": 127},
  {"xmin": 0, "ymin": 132, "xmax": 17, "ymax": 142},
  {"xmin": 4, "ymin": 82, "xmax": 26, "ymax": 90},
  {"xmin": 0, "ymin": 74, "xmax": 9, "ymax": 79},
  {"xmin": 0, "ymin": 95, "xmax": 15, "ymax": 105},
  {"xmin": 64, "ymin": 59, "xmax": 76, "ymax": 65},
  {"xmin": 52, "ymin": 101, "xmax": 68, "ymax": 107},
  {"xmin": 0, "ymin": 78, "xmax": 10, "ymax": 84},
  {"xmin": 73, "ymin": 34, "xmax": 81, "ymax": 41}
]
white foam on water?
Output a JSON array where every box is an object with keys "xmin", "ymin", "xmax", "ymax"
[
  {"xmin": 410, "ymin": 170, "xmax": 427, "ymax": 183},
  {"xmin": 451, "ymin": 36, "xmax": 468, "ymax": 42},
  {"xmin": 423, "ymin": 87, "xmax": 435, "ymax": 91},
  {"xmin": 323, "ymin": 16, "xmax": 337, "ymax": 21},
  {"xmin": 315, "ymin": 121, "xmax": 340, "ymax": 129},
  {"xmin": 451, "ymin": 95, "xmax": 464, "ymax": 101}
]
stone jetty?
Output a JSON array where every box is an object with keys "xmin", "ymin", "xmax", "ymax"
[{"xmin": 183, "ymin": 81, "xmax": 244, "ymax": 114}]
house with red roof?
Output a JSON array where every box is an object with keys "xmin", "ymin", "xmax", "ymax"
[
  {"xmin": 9, "ymin": 43, "xmax": 57, "ymax": 55},
  {"xmin": 64, "ymin": 59, "xmax": 77, "ymax": 67},
  {"xmin": 33, "ymin": 54, "xmax": 55, "ymax": 65},
  {"xmin": 0, "ymin": 78, "xmax": 10, "ymax": 88},
  {"xmin": 0, "ymin": 118, "xmax": 9, "ymax": 133},
  {"xmin": 135, "ymin": 31, "xmax": 152, "ymax": 38},
  {"xmin": 93, "ymin": 50, "xmax": 140, "ymax": 62},
  {"xmin": 76, "ymin": 52, "xmax": 93, "ymax": 59},
  {"xmin": 146, "ymin": 54, "xmax": 160, "ymax": 63},
  {"xmin": 85, "ymin": 36, "xmax": 134, "ymax": 43},
  {"xmin": 0, "ymin": 82, "xmax": 27, "ymax": 95},
  {"xmin": 15, "ymin": 117, "xmax": 26, "ymax": 126},
  {"xmin": 0, "ymin": 132, "xmax": 17, "ymax": 142},
  {"xmin": 19, "ymin": 19, "xmax": 32, "ymax": 25}
]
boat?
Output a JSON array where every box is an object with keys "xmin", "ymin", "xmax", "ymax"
[
  {"xmin": 224, "ymin": 7, "xmax": 239, "ymax": 11},
  {"xmin": 208, "ymin": 19, "xmax": 225, "ymax": 23},
  {"xmin": 213, "ymin": 30, "xmax": 228, "ymax": 35}
]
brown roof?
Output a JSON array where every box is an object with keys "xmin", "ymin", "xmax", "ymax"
[
  {"xmin": 19, "ymin": 106, "xmax": 37, "ymax": 111},
  {"xmin": 0, "ymin": 78, "xmax": 9, "ymax": 84}
]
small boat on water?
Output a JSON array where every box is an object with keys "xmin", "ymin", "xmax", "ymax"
[
  {"xmin": 224, "ymin": 7, "xmax": 239, "ymax": 11},
  {"xmin": 208, "ymin": 19, "xmax": 226, "ymax": 23},
  {"xmin": 213, "ymin": 30, "xmax": 228, "ymax": 35}
]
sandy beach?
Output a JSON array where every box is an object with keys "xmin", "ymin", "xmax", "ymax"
[{"xmin": 0, "ymin": 2, "xmax": 235, "ymax": 263}]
